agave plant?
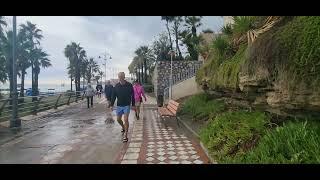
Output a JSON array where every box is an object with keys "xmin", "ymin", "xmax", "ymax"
[
  {"xmin": 221, "ymin": 24, "xmax": 233, "ymax": 37},
  {"xmin": 247, "ymin": 16, "xmax": 283, "ymax": 44}
]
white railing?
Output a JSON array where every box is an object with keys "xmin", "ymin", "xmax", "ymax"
[{"xmin": 162, "ymin": 62, "xmax": 202, "ymax": 103}]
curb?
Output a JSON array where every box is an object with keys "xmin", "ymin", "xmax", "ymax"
[{"xmin": 177, "ymin": 116, "xmax": 217, "ymax": 164}]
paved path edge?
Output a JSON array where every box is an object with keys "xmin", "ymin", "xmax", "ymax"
[{"xmin": 177, "ymin": 116, "xmax": 216, "ymax": 164}]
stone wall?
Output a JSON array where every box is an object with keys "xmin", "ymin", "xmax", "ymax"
[{"xmin": 153, "ymin": 61, "xmax": 202, "ymax": 98}]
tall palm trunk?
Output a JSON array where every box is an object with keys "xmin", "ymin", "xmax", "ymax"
[
  {"xmin": 31, "ymin": 64, "xmax": 37, "ymax": 101},
  {"xmin": 8, "ymin": 58, "xmax": 13, "ymax": 105},
  {"xmin": 19, "ymin": 68, "xmax": 26, "ymax": 103},
  {"xmin": 174, "ymin": 21, "xmax": 182, "ymax": 59},
  {"xmin": 144, "ymin": 58, "xmax": 147, "ymax": 83},
  {"xmin": 70, "ymin": 74, "xmax": 73, "ymax": 91},
  {"xmin": 166, "ymin": 20, "xmax": 173, "ymax": 50},
  {"xmin": 141, "ymin": 61, "xmax": 144, "ymax": 84},
  {"xmin": 20, "ymin": 69, "xmax": 26, "ymax": 97}
]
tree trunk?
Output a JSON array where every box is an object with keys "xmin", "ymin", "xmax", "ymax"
[
  {"xmin": 82, "ymin": 77, "xmax": 85, "ymax": 90},
  {"xmin": 20, "ymin": 69, "xmax": 25, "ymax": 97},
  {"xmin": 138, "ymin": 66, "xmax": 141, "ymax": 83},
  {"xmin": 166, "ymin": 20, "xmax": 173, "ymax": 50},
  {"xmin": 31, "ymin": 64, "xmax": 37, "ymax": 102},
  {"xmin": 144, "ymin": 58, "xmax": 147, "ymax": 83},
  {"xmin": 141, "ymin": 61, "xmax": 144, "ymax": 84},
  {"xmin": 174, "ymin": 21, "xmax": 182, "ymax": 59},
  {"xmin": 70, "ymin": 74, "xmax": 73, "ymax": 91},
  {"xmin": 8, "ymin": 58, "xmax": 13, "ymax": 106}
]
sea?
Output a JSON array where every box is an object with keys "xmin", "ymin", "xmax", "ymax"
[{"xmin": 0, "ymin": 82, "xmax": 73, "ymax": 94}]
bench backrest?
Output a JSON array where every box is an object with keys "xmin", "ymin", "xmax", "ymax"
[{"xmin": 167, "ymin": 100, "xmax": 180, "ymax": 115}]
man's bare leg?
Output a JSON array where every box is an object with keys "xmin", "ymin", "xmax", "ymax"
[
  {"xmin": 123, "ymin": 113, "xmax": 129, "ymax": 138},
  {"xmin": 117, "ymin": 115, "xmax": 125, "ymax": 132}
]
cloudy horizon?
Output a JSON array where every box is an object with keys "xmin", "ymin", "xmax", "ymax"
[{"xmin": 1, "ymin": 16, "xmax": 223, "ymax": 87}]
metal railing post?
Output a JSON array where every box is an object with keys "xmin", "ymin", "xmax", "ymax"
[
  {"xmin": 75, "ymin": 92, "xmax": 78, "ymax": 103},
  {"xmin": 54, "ymin": 94, "xmax": 62, "ymax": 109},
  {"xmin": 33, "ymin": 97, "xmax": 42, "ymax": 115},
  {"xmin": 0, "ymin": 99, "xmax": 9, "ymax": 116},
  {"xmin": 67, "ymin": 93, "xmax": 72, "ymax": 105}
]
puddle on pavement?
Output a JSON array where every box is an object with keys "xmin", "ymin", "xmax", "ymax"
[{"xmin": 69, "ymin": 118, "xmax": 97, "ymax": 128}]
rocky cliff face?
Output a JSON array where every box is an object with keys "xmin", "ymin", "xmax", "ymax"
[
  {"xmin": 237, "ymin": 71, "xmax": 320, "ymax": 117},
  {"xmin": 199, "ymin": 17, "xmax": 320, "ymax": 118}
]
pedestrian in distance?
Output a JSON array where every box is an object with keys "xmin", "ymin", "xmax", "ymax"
[
  {"xmin": 85, "ymin": 83, "xmax": 95, "ymax": 108},
  {"xmin": 104, "ymin": 80, "xmax": 113, "ymax": 108},
  {"xmin": 133, "ymin": 80, "xmax": 146, "ymax": 120},
  {"xmin": 96, "ymin": 83, "xmax": 103, "ymax": 99}
]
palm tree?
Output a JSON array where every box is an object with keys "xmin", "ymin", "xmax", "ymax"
[
  {"xmin": 0, "ymin": 16, "xmax": 7, "ymax": 39},
  {"xmin": 0, "ymin": 16, "xmax": 8, "ymax": 98},
  {"xmin": 20, "ymin": 22, "xmax": 44, "ymax": 99},
  {"xmin": 1, "ymin": 31, "xmax": 14, "ymax": 98},
  {"xmin": 161, "ymin": 16, "xmax": 175, "ymax": 51},
  {"xmin": 30, "ymin": 48, "xmax": 51, "ymax": 100},
  {"xmin": 16, "ymin": 27, "xmax": 32, "ymax": 98},
  {"xmin": 180, "ymin": 16, "xmax": 203, "ymax": 60},
  {"xmin": 64, "ymin": 42, "xmax": 87, "ymax": 95},
  {"xmin": 67, "ymin": 64, "xmax": 75, "ymax": 91},
  {"xmin": 172, "ymin": 16, "xmax": 183, "ymax": 59},
  {"xmin": 80, "ymin": 58, "xmax": 88, "ymax": 89},
  {"xmin": 134, "ymin": 46, "xmax": 154, "ymax": 84},
  {"xmin": 85, "ymin": 57, "xmax": 99, "ymax": 83}
]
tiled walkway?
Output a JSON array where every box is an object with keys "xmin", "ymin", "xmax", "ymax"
[{"xmin": 119, "ymin": 96, "xmax": 210, "ymax": 164}]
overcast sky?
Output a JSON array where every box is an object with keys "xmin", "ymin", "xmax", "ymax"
[{"xmin": 4, "ymin": 16, "xmax": 223, "ymax": 86}]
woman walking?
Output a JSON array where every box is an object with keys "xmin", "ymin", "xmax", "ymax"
[
  {"xmin": 85, "ymin": 83, "xmax": 95, "ymax": 108},
  {"xmin": 133, "ymin": 80, "xmax": 146, "ymax": 120}
]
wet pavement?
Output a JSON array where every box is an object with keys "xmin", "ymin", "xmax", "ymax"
[
  {"xmin": 0, "ymin": 95, "xmax": 210, "ymax": 164},
  {"xmin": 0, "ymin": 97, "xmax": 134, "ymax": 164},
  {"xmin": 118, "ymin": 96, "xmax": 210, "ymax": 164}
]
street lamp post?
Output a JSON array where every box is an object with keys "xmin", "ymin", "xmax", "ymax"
[
  {"xmin": 98, "ymin": 51, "xmax": 111, "ymax": 84},
  {"xmin": 169, "ymin": 50, "xmax": 175, "ymax": 100},
  {"xmin": 10, "ymin": 16, "xmax": 20, "ymax": 128}
]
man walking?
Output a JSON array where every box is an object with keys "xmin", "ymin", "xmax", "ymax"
[
  {"xmin": 85, "ymin": 83, "xmax": 95, "ymax": 108},
  {"xmin": 110, "ymin": 72, "xmax": 135, "ymax": 142},
  {"xmin": 104, "ymin": 80, "xmax": 113, "ymax": 108}
]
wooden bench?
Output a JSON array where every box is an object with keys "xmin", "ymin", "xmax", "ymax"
[{"xmin": 157, "ymin": 100, "xmax": 180, "ymax": 127}]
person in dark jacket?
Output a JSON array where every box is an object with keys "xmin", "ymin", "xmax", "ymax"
[
  {"xmin": 96, "ymin": 83, "xmax": 103, "ymax": 98},
  {"xmin": 104, "ymin": 80, "xmax": 113, "ymax": 107},
  {"xmin": 110, "ymin": 72, "xmax": 135, "ymax": 143}
]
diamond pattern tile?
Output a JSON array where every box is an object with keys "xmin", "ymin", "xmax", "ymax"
[
  {"xmin": 167, "ymin": 151, "xmax": 176, "ymax": 155},
  {"xmin": 179, "ymin": 155, "xmax": 189, "ymax": 160},
  {"xmin": 188, "ymin": 150, "xmax": 197, "ymax": 155},
  {"xmin": 157, "ymin": 152, "xmax": 165, "ymax": 156},
  {"xmin": 193, "ymin": 160, "xmax": 204, "ymax": 164},
  {"xmin": 146, "ymin": 157, "xmax": 154, "ymax": 161},
  {"xmin": 146, "ymin": 153, "xmax": 154, "ymax": 157},
  {"xmin": 178, "ymin": 151, "xmax": 188, "ymax": 155},
  {"xmin": 181, "ymin": 160, "xmax": 192, "ymax": 164},
  {"xmin": 168, "ymin": 156, "xmax": 178, "ymax": 160},
  {"xmin": 176, "ymin": 147, "xmax": 185, "ymax": 151},
  {"xmin": 157, "ymin": 156, "xmax": 166, "ymax": 161},
  {"xmin": 191, "ymin": 155, "xmax": 200, "ymax": 159}
]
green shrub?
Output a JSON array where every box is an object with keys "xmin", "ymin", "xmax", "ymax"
[
  {"xmin": 221, "ymin": 24, "xmax": 233, "ymax": 37},
  {"xmin": 211, "ymin": 35, "xmax": 233, "ymax": 58},
  {"xmin": 200, "ymin": 110, "xmax": 270, "ymax": 163},
  {"xmin": 232, "ymin": 120, "xmax": 320, "ymax": 163},
  {"xmin": 180, "ymin": 93, "xmax": 225, "ymax": 120},
  {"xmin": 232, "ymin": 16, "xmax": 256, "ymax": 36},
  {"xmin": 210, "ymin": 45, "xmax": 247, "ymax": 90},
  {"xmin": 276, "ymin": 16, "xmax": 320, "ymax": 90}
]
